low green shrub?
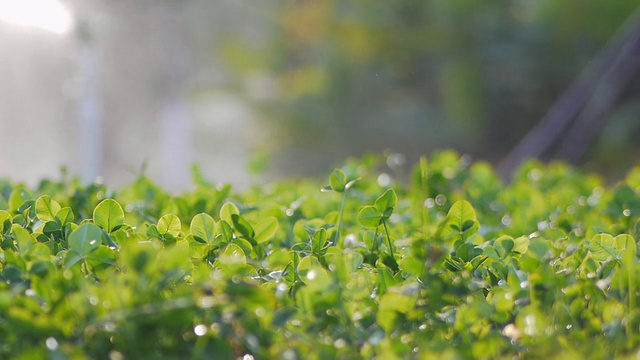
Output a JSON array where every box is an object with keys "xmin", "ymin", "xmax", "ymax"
[{"xmin": 1, "ymin": 151, "xmax": 640, "ymax": 359}]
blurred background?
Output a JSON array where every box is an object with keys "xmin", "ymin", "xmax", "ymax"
[{"xmin": 1, "ymin": 0, "xmax": 640, "ymax": 191}]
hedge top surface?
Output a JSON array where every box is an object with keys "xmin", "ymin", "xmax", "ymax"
[{"xmin": 1, "ymin": 151, "xmax": 640, "ymax": 359}]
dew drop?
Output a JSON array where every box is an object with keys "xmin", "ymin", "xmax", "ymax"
[
  {"xmin": 344, "ymin": 234, "xmax": 358, "ymax": 248},
  {"xmin": 502, "ymin": 323, "xmax": 521, "ymax": 340},
  {"xmin": 528, "ymin": 169, "xmax": 541, "ymax": 181},
  {"xmin": 306, "ymin": 270, "xmax": 317, "ymax": 281},
  {"xmin": 460, "ymin": 154, "xmax": 472, "ymax": 167},
  {"xmin": 89, "ymin": 239, "xmax": 98, "ymax": 246},
  {"xmin": 109, "ymin": 351, "xmax": 124, "ymax": 360},
  {"xmin": 435, "ymin": 194, "xmax": 446, "ymax": 206},
  {"xmin": 443, "ymin": 168, "xmax": 455, "ymax": 179},
  {"xmin": 623, "ymin": 209, "xmax": 631, "ymax": 217},
  {"xmin": 282, "ymin": 349, "xmax": 297, "ymax": 360},
  {"xmin": 352, "ymin": 311, "xmax": 363, "ymax": 321},
  {"xmin": 198, "ymin": 296, "xmax": 215, "ymax": 309},
  {"xmin": 377, "ymin": 173, "xmax": 392, "ymax": 187},
  {"xmin": 424, "ymin": 198, "xmax": 435, "ymax": 208},
  {"xmin": 386, "ymin": 153, "xmax": 405, "ymax": 168},
  {"xmin": 45, "ymin": 337, "xmax": 58, "ymax": 351},
  {"xmin": 194, "ymin": 324, "xmax": 208, "ymax": 336}
]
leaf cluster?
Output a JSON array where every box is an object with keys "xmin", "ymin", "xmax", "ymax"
[{"xmin": 1, "ymin": 153, "xmax": 640, "ymax": 358}]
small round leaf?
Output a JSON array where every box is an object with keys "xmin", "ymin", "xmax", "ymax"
[
  {"xmin": 357, "ymin": 206, "xmax": 382, "ymax": 228},
  {"xmin": 69, "ymin": 223, "xmax": 103, "ymax": 256},
  {"xmin": 93, "ymin": 199, "xmax": 125, "ymax": 232}
]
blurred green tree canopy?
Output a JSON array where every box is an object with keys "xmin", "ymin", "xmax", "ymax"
[{"xmin": 221, "ymin": 0, "xmax": 640, "ymax": 177}]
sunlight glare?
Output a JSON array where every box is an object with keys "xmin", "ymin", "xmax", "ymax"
[{"xmin": 0, "ymin": 0, "xmax": 72, "ymax": 34}]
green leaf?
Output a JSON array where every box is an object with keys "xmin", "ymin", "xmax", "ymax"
[
  {"xmin": 254, "ymin": 216, "xmax": 279, "ymax": 244},
  {"xmin": 494, "ymin": 236, "xmax": 515, "ymax": 259},
  {"xmin": 483, "ymin": 245, "xmax": 500, "ymax": 260},
  {"xmin": 439, "ymin": 200, "xmax": 479, "ymax": 242},
  {"xmin": 12, "ymin": 225, "xmax": 34, "ymax": 255},
  {"xmin": 55, "ymin": 207, "xmax": 74, "ymax": 226},
  {"xmin": 303, "ymin": 266, "xmax": 331, "ymax": 292},
  {"xmin": 283, "ymin": 262, "xmax": 295, "ymax": 284},
  {"xmin": 374, "ymin": 189, "xmax": 397, "ymax": 216},
  {"xmin": 220, "ymin": 202, "xmax": 240, "ymax": 224},
  {"xmin": 85, "ymin": 246, "xmax": 116, "ymax": 270},
  {"xmin": 513, "ymin": 236, "xmax": 530, "ymax": 254},
  {"xmin": 231, "ymin": 214, "xmax": 255, "ymax": 239},
  {"xmin": 528, "ymin": 238, "xmax": 550, "ymax": 259},
  {"xmin": 93, "ymin": 199, "xmax": 125, "ymax": 232},
  {"xmin": 8, "ymin": 188, "xmax": 29, "ymax": 214},
  {"xmin": 357, "ymin": 206, "xmax": 382, "ymax": 228},
  {"xmin": 158, "ymin": 214, "xmax": 182, "ymax": 237},
  {"xmin": 218, "ymin": 220, "xmax": 234, "ymax": 243},
  {"xmin": 311, "ymin": 228, "xmax": 327, "ymax": 253},
  {"xmin": 68, "ymin": 223, "xmax": 102, "ymax": 256},
  {"xmin": 297, "ymin": 255, "xmax": 321, "ymax": 276},
  {"xmin": 0, "ymin": 210, "xmax": 12, "ymax": 235},
  {"xmin": 35, "ymin": 195, "xmax": 61, "ymax": 222},
  {"xmin": 329, "ymin": 169, "xmax": 347, "ymax": 193},
  {"xmin": 456, "ymin": 242, "xmax": 482, "ymax": 262},
  {"xmin": 377, "ymin": 290, "xmax": 416, "ymax": 332},
  {"xmin": 377, "ymin": 267, "xmax": 397, "ymax": 293},
  {"xmin": 146, "ymin": 224, "xmax": 161, "ymax": 239},
  {"xmin": 344, "ymin": 251, "xmax": 364, "ymax": 274},
  {"xmin": 589, "ymin": 234, "xmax": 618, "ymax": 262},
  {"xmin": 616, "ymin": 234, "xmax": 636, "ymax": 257},
  {"xmin": 190, "ymin": 213, "xmax": 217, "ymax": 244},
  {"xmin": 43, "ymin": 221, "xmax": 63, "ymax": 240},
  {"xmin": 218, "ymin": 243, "xmax": 247, "ymax": 266},
  {"xmin": 64, "ymin": 251, "xmax": 83, "ymax": 269}
]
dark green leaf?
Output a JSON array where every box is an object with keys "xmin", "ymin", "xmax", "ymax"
[{"xmin": 68, "ymin": 223, "xmax": 102, "ymax": 256}]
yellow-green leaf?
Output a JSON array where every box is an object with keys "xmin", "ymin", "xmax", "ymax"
[{"xmin": 93, "ymin": 199, "xmax": 125, "ymax": 232}]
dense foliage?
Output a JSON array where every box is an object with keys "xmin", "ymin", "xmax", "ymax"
[{"xmin": 1, "ymin": 152, "xmax": 640, "ymax": 359}]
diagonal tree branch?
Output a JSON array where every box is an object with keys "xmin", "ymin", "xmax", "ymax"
[
  {"xmin": 556, "ymin": 20, "xmax": 640, "ymax": 163},
  {"xmin": 498, "ymin": 6, "xmax": 640, "ymax": 178}
]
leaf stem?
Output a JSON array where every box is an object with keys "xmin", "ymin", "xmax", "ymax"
[
  {"xmin": 382, "ymin": 219, "xmax": 394, "ymax": 258},
  {"xmin": 627, "ymin": 254, "xmax": 635, "ymax": 343},
  {"xmin": 334, "ymin": 191, "xmax": 347, "ymax": 245}
]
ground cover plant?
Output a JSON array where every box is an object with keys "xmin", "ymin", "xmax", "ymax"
[{"xmin": 2, "ymin": 151, "xmax": 640, "ymax": 359}]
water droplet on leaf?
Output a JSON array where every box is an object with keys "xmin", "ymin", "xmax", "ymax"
[{"xmin": 194, "ymin": 324, "xmax": 207, "ymax": 336}]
